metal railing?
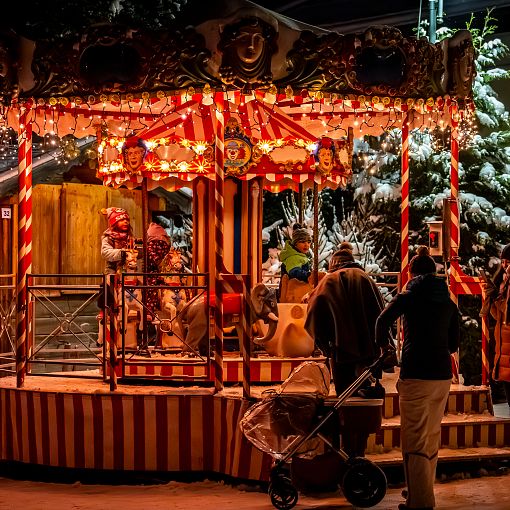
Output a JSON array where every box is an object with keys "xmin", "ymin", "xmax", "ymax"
[
  {"xmin": 25, "ymin": 274, "xmax": 106, "ymax": 379},
  {"xmin": 0, "ymin": 274, "xmax": 16, "ymax": 376}
]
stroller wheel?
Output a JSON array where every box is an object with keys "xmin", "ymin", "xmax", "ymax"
[
  {"xmin": 268, "ymin": 476, "xmax": 298, "ymax": 510},
  {"xmin": 341, "ymin": 457, "xmax": 387, "ymax": 508}
]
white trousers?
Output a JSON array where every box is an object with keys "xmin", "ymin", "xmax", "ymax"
[{"xmin": 397, "ymin": 378, "xmax": 451, "ymax": 509}]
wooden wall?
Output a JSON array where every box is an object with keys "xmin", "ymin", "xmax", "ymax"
[{"xmin": 29, "ymin": 183, "xmax": 158, "ymax": 281}]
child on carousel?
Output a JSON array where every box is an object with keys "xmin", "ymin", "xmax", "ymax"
[
  {"xmin": 278, "ymin": 223, "xmax": 313, "ymax": 302},
  {"xmin": 97, "ymin": 207, "xmax": 136, "ymax": 346},
  {"xmin": 100, "ymin": 207, "xmax": 135, "ymax": 273},
  {"xmin": 279, "ymin": 223, "xmax": 312, "ymax": 281}
]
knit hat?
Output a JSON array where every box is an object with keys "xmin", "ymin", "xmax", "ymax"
[
  {"xmin": 409, "ymin": 245, "xmax": 436, "ymax": 276},
  {"xmin": 147, "ymin": 222, "xmax": 170, "ymax": 244},
  {"xmin": 329, "ymin": 241, "xmax": 355, "ymax": 271},
  {"xmin": 101, "ymin": 207, "xmax": 130, "ymax": 228},
  {"xmin": 291, "ymin": 224, "xmax": 312, "ymax": 245},
  {"xmin": 501, "ymin": 244, "xmax": 510, "ymax": 261}
]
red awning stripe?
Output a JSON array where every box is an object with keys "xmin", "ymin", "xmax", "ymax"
[
  {"xmin": 256, "ymin": 100, "xmax": 316, "ymax": 141},
  {"xmin": 139, "ymin": 99, "xmax": 199, "ymax": 139},
  {"xmin": 199, "ymin": 103, "xmax": 215, "ymax": 140}
]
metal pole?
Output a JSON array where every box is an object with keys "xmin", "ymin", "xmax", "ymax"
[
  {"xmin": 429, "ymin": 0, "xmax": 437, "ymax": 43},
  {"xmin": 437, "ymin": 0, "xmax": 444, "ymax": 25},
  {"xmin": 312, "ymin": 182, "xmax": 319, "ymax": 287}
]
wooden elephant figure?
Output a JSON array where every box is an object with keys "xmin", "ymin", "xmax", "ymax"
[{"xmin": 180, "ymin": 283, "xmax": 279, "ymax": 355}]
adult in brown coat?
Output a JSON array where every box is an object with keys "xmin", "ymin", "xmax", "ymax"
[
  {"xmin": 482, "ymin": 244, "xmax": 510, "ymax": 407},
  {"xmin": 305, "ymin": 242, "xmax": 385, "ymax": 395}
]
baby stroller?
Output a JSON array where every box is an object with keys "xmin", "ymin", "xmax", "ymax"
[{"xmin": 240, "ymin": 353, "xmax": 390, "ymax": 510}]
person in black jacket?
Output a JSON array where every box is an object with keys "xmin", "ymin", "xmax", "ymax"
[{"xmin": 375, "ymin": 246, "xmax": 459, "ymax": 510}]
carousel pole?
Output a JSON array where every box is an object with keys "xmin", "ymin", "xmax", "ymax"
[
  {"xmin": 312, "ymin": 181, "xmax": 319, "ymax": 286},
  {"xmin": 400, "ymin": 111, "xmax": 410, "ymax": 290},
  {"xmin": 449, "ymin": 111, "xmax": 461, "ymax": 383},
  {"xmin": 298, "ymin": 183, "xmax": 304, "ymax": 225},
  {"xmin": 16, "ymin": 103, "xmax": 33, "ymax": 388},
  {"xmin": 140, "ymin": 178, "xmax": 149, "ymax": 354},
  {"xmin": 213, "ymin": 92, "xmax": 226, "ymax": 392}
]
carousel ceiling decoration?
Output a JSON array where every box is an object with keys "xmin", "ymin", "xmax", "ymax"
[
  {"xmin": 96, "ymin": 96, "xmax": 354, "ymax": 190},
  {"xmin": 0, "ymin": 0, "xmax": 475, "ymax": 193},
  {"xmin": 0, "ymin": 3, "xmax": 475, "ymax": 106}
]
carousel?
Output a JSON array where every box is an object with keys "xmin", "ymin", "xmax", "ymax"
[{"xmin": 1, "ymin": 0, "xmax": 502, "ymax": 485}]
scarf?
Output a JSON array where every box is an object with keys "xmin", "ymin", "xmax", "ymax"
[{"xmin": 103, "ymin": 227, "xmax": 131, "ymax": 248}]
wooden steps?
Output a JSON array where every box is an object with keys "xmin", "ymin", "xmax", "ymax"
[
  {"xmin": 366, "ymin": 369, "xmax": 510, "ymax": 463},
  {"xmin": 367, "ymin": 446, "xmax": 510, "ymax": 465}
]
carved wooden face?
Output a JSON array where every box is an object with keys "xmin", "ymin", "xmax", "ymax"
[{"xmin": 235, "ymin": 25, "xmax": 265, "ymax": 64}]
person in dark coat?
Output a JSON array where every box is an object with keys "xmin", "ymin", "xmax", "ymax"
[
  {"xmin": 480, "ymin": 243, "xmax": 510, "ymax": 407},
  {"xmin": 305, "ymin": 242, "xmax": 386, "ymax": 458},
  {"xmin": 305, "ymin": 242, "xmax": 385, "ymax": 395},
  {"xmin": 375, "ymin": 246, "xmax": 460, "ymax": 510}
]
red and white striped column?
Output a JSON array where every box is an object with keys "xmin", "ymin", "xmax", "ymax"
[
  {"xmin": 16, "ymin": 104, "xmax": 33, "ymax": 388},
  {"xmin": 221, "ymin": 274, "xmax": 251, "ymax": 399},
  {"xmin": 400, "ymin": 112, "xmax": 410, "ymax": 290},
  {"xmin": 450, "ymin": 111, "xmax": 461, "ymax": 383},
  {"xmin": 450, "ymin": 115, "xmax": 460, "ymax": 262},
  {"xmin": 214, "ymin": 93, "xmax": 226, "ymax": 392}
]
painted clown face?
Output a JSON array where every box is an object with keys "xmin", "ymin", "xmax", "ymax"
[
  {"xmin": 318, "ymin": 147, "xmax": 333, "ymax": 170},
  {"xmin": 124, "ymin": 146, "xmax": 145, "ymax": 171},
  {"xmin": 226, "ymin": 141, "xmax": 246, "ymax": 165}
]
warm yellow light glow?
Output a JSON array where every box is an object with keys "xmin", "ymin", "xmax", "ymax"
[
  {"xmin": 260, "ymin": 142, "xmax": 271, "ymax": 153},
  {"xmin": 194, "ymin": 142, "xmax": 207, "ymax": 155}
]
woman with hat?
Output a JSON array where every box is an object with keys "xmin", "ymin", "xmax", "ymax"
[
  {"xmin": 145, "ymin": 222, "xmax": 172, "ymax": 314},
  {"xmin": 376, "ymin": 246, "xmax": 460, "ymax": 510},
  {"xmin": 305, "ymin": 241, "xmax": 387, "ymax": 457},
  {"xmin": 481, "ymin": 243, "xmax": 510, "ymax": 408},
  {"xmin": 305, "ymin": 242, "xmax": 385, "ymax": 392}
]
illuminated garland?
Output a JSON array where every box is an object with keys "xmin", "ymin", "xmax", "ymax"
[{"xmin": 97, "ymin": 134, "xmax": 321, "ymax": 177}]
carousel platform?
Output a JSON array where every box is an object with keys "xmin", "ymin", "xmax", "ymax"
[
  {"xmin": 1, "ymin": 368, "xmax": 509, "ymax": 481},
  {"xmin": 105, "ymin": 351, "xmax": 326, "ymax": 382}
]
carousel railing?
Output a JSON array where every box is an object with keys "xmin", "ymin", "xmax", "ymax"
[
  {"xmin": 116, "ymin": 271, "xmax": 212, "ymax": 381},
  {"xmin": 24, "ymin": 274, "xmax": 106, "ymax": 380},
  {"xmin": 0, "ymin": 274, "xmax": 16, "ymax": 376}
]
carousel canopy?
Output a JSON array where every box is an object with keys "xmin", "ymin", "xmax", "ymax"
[
  {"xmin": 97, "ymin": 96, "xmax": 353, "ymax": 191},
  {"xmin": 0, "ymin": 0, "xmax": 476, "ymax": 191}
]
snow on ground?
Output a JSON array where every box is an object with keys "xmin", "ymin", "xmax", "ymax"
[{"xmin": 0, "ymin": 474, "xmax": 510, "ymax": 510}]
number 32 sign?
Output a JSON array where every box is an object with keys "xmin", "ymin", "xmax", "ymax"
[{"xmin": 1, "ymin": 207, "xmax": 11, "ymax": 219}]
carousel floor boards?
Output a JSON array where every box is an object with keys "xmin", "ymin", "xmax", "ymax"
[{"xmin": 0, "ymin": 369, "xmax": 509, "ymax": 480}]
